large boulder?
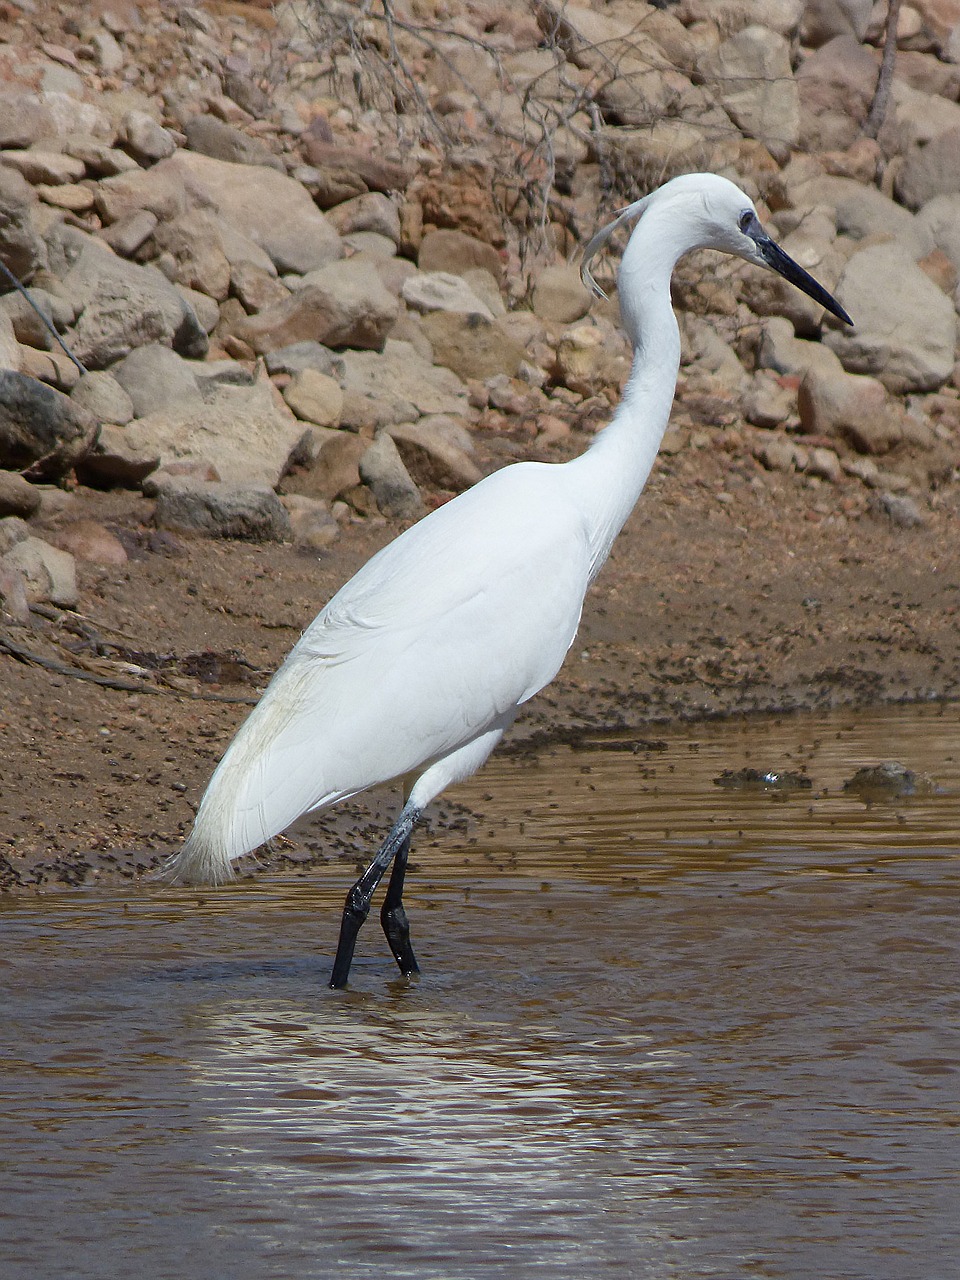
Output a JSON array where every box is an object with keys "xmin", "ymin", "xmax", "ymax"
[
  {"xmin": 235, "ymin": 259, "xmax": 398, "ymax": 353},
  {"xmin": 825, "ymin": 241, "xmax": 957, "ymax": 392},
  {"xmin": 359, "ymin": 433, "xmax": 424, "ymax": 520},
  {"xmin": 702, "ymin": 26, "xmax": 799, "ymax": 161},
  {"xmin": 123, "ymin": 375, "xmax": 308, "ymax": 488},
  {"xmin": 97, "ymin": 151, "xmax": 343, "ymax": 275},
  {"xmin": 795, "ymin": 36, "xmax": 877, "ymax": 151},
  {"xmin": 420, "ymin": 311, "xmax": 525, "ymax": 382},
  {"xmin": 154, "ymin": 482, "xmax": 292, "ymax": 542},
  {"xmin": 54, "ymin": 229, "xmax": 208, "ymax": 368},
  {"xmin": 797, "ymin": 364, "xmax": 908, "ymax": 453},
  {"xmin": 339, "ymin": 340, "xmax": 471, "ymax": 417},
  {"xmin": 112, "ymin": 344, "xmax": 201, "ymax": 418},
  {"xmin": 0, "ymin": 370, "xmax": 98, "ymax": 477}
]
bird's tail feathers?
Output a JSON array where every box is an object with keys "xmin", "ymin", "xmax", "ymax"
[
  {"xmin": 161, "ymin": 820, "xmax": 241, "ymax": 887},
  {"xmin": 578, "ymin": 195, "xmax": 652, "ymax": 299}
]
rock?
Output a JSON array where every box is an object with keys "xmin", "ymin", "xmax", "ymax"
[
  {"xmin": 96, "ymin": 151, "xmax": 342, "ymax": 274},
  {"xmin": 183, "ymin": 115, "xmax": 284, "ymax": 171},
  {"xmin": 70, "ymin": 371, "xmax": 135, "ymax": 425},
  {"xmin": 795, "ymin": 35, "xmax": 877, "ymax": 150},
  {"xmin": 0, "ymin": 557, "xmax": 29, "ymax": 622},
  {"xmin": 401, "ymin": 271, "xmax": 495, "ymax": 320},
  {"xmin": 154, "ymin": 481, "xmax": 292, "ymax": 541},
  {"xmin": 120, "ymin": 110, "xmax": 178, "ymax": 163},
  {"xmin": 702, "ymin": 26, "xmax": 799, "ymax": 161},
  {"xmin": 280, "ymin": 493, "xmax": 340, "ymax": 549},
  {"xmin": 757, "ymin": 437, "xmax": 805, "ymax": 473},
  {"xmin": 0, "ymin": 150, "xmax": 86, "ymax": 185},
  {"xmin": 785, "ymin": 175, "xmax": 926, "ymax": 256},
  {"xmin": 0, "ymin": 167, "xmax": 45, "ymax": 283},
  {"xmin": 112, "ymin": 344, "xmax": 201, "ymax": 417},
  {"xmin": 843, "ymin": 760, "xmax": 934, "ymax": 796},
  {"xmin": 554, "ymin": 323, "xmax": 629, "ymax": 396},
  {"xmin": 461, "ymin": 268, "xmax": 505, "ymax": 319},
  {"xmin": 36, "ymin": 182, "xmax": 96, "ymax": 213},
  {"xmin": 0, "ymin": 470, "xmax": 41, "ymax": 517},
  {"xmin": 531, "ymin": 264, "xmax": 591, "ymax": 325},
  {"xmin": 76, "ymin": 422, "xmax": 160, "ymax": 487},
  {"xmin": 825, "ymin": 242, "xmax": 957, "ymax": 393},
  {"xmin": 757, "ymin": 316, "xmax": 847, "ymax": 379},
  {"xmin": 0, "ymin": 370, "xmax": 98, "ymax": 478},
  {"xmin": 359, "ymin": 432, "xmax": 424, "ymax": 520},
  {"xmin": 231, "ymin": 263, "xmax": 290, "ymax": 314},
  {"xmin": 386, "ymin": 417, "xmax": 481, "ymax": 491},
  {"xmin": 2, "ymin": 535, "xmax": 77, "ymax": 606},
  {"xmin": 56, "ymin": 228, "xmax": 208, "ymax": 368},
  {"xmin": 264, "ymin": 341, "xmax": 339, "ymax": 378},
  {"xmin": 282, "ymin": 368, "xmax": 343, "ymax": 427},
  {"xmin": 806, "ymin": 445, "xmax": 843, "ymax": 482},
  {"xmin": 0, "ymin": 313, "xmax": 21, "ymax": 372},
  {"xmin": 55, "ymin": 520, "xmax": 128, "ymax": 566},
  {"xmin": 337, "ymin": 342, "xmax": 467, "ymax": 419},
  {"xmin": 870, "ymin": 491, "xmax": 926, "ymax": 528},
  {"xmin": 801, "ymin": 0, "xmax": 873, "ymax": 44},
  {"xmin": 417, "ymin": 228, "xmax": 503, "ymax": 283},
  {"xmin": 0, "ymin": 287, "xmax": 61, "ymax": 351},
  {"xmin": 283, "ymin": 432, "xmax": 366, "ymax": 503},
  {"xmin": 915, "ymin": 193, "xmax": 960, "ymax": 275},
  {"xmin": 100, "ymin": 209, "xmax": 159, "ymax": 258},
  {"xmin": 300, "ymin": 139, "xmax": 412, "ymax": 199},
  {"xmin": 236, "ymin": 259, "xmax": 398, "ymax": 353},
  {"xmin": 743, "ymin": 372, "xmax": 797, "ymax": 428},
  {"xmin": 66, "ymin": 139, "xmax": 140, "ymax": 179},
  {"xmin": 177, "ymin": 286, "xmax": 220, "ymax": 336},
  {"xmin": 152, "ymin": 210, "xmax": 232, "ymax": 302},
  {"xmin": 325, "ymin": 192, "xmax": 402, "ymax": 244},
  {"xmin": 896, "ymin": 125, "xmax": 960, "ymax": 211},
  {"xmin": 0, "ymin": 514, "xmax": 29, "ymax": 552},
  {"xmin": 420, "ymin": 310, "xmax": 525, "ymax": 381},
  {"xmin": 123, "ymin": 375, "xmax": 306, "ymax": 488},
  {"xmin": 798, "ymin": 364, "xmax": 905, "ymax": 454}
]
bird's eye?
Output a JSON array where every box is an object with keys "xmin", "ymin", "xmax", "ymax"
[{"xmin": 738, "ymin": 210, "xmax": 753, "ymax": 233}]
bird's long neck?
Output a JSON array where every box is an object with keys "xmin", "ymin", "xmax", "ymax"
[{"xmin": 566, "ymin": 210, "xmax": 686, "ymax": 580}]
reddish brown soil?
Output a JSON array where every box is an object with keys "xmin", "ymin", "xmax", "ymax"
[{"xmin": 3, "ymin": 432, "xmax": 959, "ymax": 891}]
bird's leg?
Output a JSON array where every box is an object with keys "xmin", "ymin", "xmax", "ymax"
[
  {"xmin": 380, "ymin": 830, "xmax": 418, "ymax": 977},
  {"xmin": 329, "ymin": 802, "xmax": 421, "ymax": 988}
]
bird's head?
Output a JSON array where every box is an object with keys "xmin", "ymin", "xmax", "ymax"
[{"xmin": 580, "ymin": 172, "xmax": 853, "ymax": 327}]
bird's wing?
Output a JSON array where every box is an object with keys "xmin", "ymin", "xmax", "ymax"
[{"xmin": 191, "ymin": 464, "xmax": 593, "ymax": 860}]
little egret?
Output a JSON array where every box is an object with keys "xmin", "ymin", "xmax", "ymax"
[{"xmin": 165, "ymin": 173, "xmax": 852, "ymax": 986}]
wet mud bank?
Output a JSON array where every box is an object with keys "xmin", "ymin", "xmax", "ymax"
[{"xmin": 3, "ymin": 459, "xmax": 960, "ymax": 892}]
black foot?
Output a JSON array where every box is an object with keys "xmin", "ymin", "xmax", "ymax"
[
  {"xmin": 381, "ymin": 901, "xmax": 419, "ymax": 977},
  {"xmin": 329, "ymin": 899, "xmax": 367, "ymax": 989}
]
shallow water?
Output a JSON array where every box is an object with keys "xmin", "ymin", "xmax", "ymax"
[{"xmin": 3, "ymin": 705, "xmax": 959, "ymax": 1279}]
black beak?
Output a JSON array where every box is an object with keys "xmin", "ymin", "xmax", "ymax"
[{"xmin": 746, "ymin": 216, "xmax": 853, "ymax": 326}]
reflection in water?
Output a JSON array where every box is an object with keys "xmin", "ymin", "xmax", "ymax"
[{"xmin": 2, "ymin": 705, "xmax": 960, "ymax": 1279}]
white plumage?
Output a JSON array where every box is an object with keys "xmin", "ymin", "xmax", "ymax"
[{"xmin": 165, "ymin": 173, "xmax": 851, "ymax": 985}]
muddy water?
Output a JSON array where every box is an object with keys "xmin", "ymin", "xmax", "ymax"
[{"xmin": 3, "ymin": 705, "xmax": 959, "ymax": 1279}]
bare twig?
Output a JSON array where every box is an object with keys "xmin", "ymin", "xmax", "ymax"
[
  {"xmin": 0, "ymin": 629, "xmax": 258, "ymax": 704},
  {"xmin": 865, "ymin": 0, "xmax": 901, "ymax": 138}
]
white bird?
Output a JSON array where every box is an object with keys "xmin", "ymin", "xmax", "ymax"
[{"xmin": 165, "ymin": 173, "xmax": 851, "ymax": 986}]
